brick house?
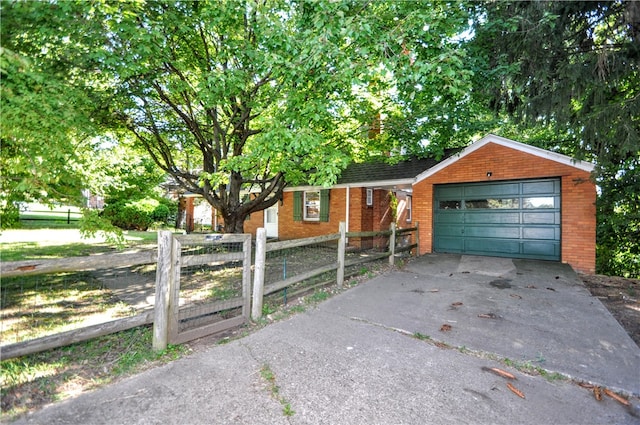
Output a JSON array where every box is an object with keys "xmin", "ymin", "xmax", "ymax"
[
  {"xmin": 243, "ymin": 154, "xmax": 454, "ymax": 250},
  {"xmin": 198, "ymin": 134, "xmax": 596, "ymax": 274}
]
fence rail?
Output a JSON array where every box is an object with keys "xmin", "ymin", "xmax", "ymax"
[
  {"xmin": 1, "ymin": 250, "xmax": 157, "ymax": 278},
  {"xmin": 19, "ymin": 208, "xmax": 82, "ymax": 224},
  {"xmin": 1, "ymin": 311, "xmax": 154, "ymax": 360},
  {"xmin": 1, "ymin": 222, "xmax": 418, "ymax": 359}
]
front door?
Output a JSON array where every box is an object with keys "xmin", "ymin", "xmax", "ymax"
[{"xmin": 264, "ymin": 204, "xmax": 278, "ymax": 238}]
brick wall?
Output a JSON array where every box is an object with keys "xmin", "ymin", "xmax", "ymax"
[
  {"xmin": 275, "ymin": 188, "xmax": 402, "ymax": 250},
  {"xmin": 278, "ymin": 189, "xmax": 349, "ymax": 240},
  {"xmin": 243, "ymin": 209, "xmax": 263, "ymax": 235},
  {"xmin": 413, "ymin": 142, "xmax": 596, "ymax": 274}
]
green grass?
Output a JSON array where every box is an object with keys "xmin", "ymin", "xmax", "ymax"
[
  {"xmin": 259, "ymin": 363, "xmax": 295, "ymax": 417},
  {"xmin": 0, "ymin": 326, "xmax": 188, "ymax": 421},
  {"xmin": 1, "ymin": 241, "xmax": 115, "ymax": 261},
  {"xmin": 1, "ymin": 272, "xmax": 136, "ymax": 345},
  {"xmin": 0, "ymin": 230, "xmax": 159, "ymax": 261},
  {"xmin": 413, "ymin": 332, "xmax": 431, "ymax": 341},
  {"xmin": 308, "ymin": 289, "xmax": 330, "ymax": 303}
]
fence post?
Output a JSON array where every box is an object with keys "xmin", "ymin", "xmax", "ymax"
[
  {"xmin": 389, "ymin": 222, "xmax": 396, "ymax": 267},
  {"xmin": 67, "ymin": 209, "xmax": 71, "ymax": 224},
  {"xmin": 415, "ymin": 222, "xmax": 420, "ymax": 256},
  {"xmin": 242, "ymin": 233, "xmax": 252, "ymax": 320},
  {"xmin": 337, "ymin": 222, "xmax": 346, "ymax": 289},
  {"xmin": 167, "ymin": 236, "xmax": 181, "ymax": 343},
  {"xmin": 153, "ymin": 230, "xmax": 172, "ymax": 351},
  {"xmin": 251, "ymin": 228, "xmax": 267, "ymax": 321}
]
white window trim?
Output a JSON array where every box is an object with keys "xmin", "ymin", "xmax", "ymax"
[
  {"xmin": 304, "ymin": 190, "xmax": 321, "ymax": 221},
  {"xmin": 406, "ymin": 195, "xmax": 412, "ymax": 222}
]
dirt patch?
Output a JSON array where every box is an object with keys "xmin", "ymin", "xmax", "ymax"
[{"xmin": 579, "ymin": 274, "xmax": 640, "ymax": 348}]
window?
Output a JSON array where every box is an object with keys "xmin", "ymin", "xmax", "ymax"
[
  {"xmin": 304, "ymin": 191, "xmax": 320, "ymax": 221},
  {"xmin": 405, "ymin": 195, "xmax": 412, "ymax": 221},
  {"xmin": 465, "ymin": 198, "xmax": 519, "ymax": 209},
  {"xmin": 523, "ymin": 197, "xmax": 555, "ymax": 209},
  {"xmin": 439, "ymin": 200, "xmax": 461, "ymax": 210},
  {"xmin": 366, "ymin": 188, "xmax": 373, "ymax": 206},
  {"xmin": 293, "ymin": 190, "xmax": 329, "ymax": 222}
]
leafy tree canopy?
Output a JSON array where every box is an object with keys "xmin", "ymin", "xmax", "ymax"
[{"xmin": 1, "ymin": 0, "xmax": 477, "ymax": 232}]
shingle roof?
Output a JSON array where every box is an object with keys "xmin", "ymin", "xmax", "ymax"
[{"xmin": 336, "ymin": 149, "xmax": 460, "ymax": 185}]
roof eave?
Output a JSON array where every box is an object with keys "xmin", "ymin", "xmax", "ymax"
[{"xmin": 284, "ymin": 178, "xmax": 415, "ymax": 192}]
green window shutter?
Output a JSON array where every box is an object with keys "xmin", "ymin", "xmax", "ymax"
[
  {"xmin": 293, "ymin": 191, "xmax": 302, "ymax": 221},
  {"xmin": 320, "ymin": 189, "xmax": 330, "ymax": 222}
]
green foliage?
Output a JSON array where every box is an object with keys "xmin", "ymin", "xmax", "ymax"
[
  {"xmin": 596, "ymin": 155, "xmax": 640, "ymax": 277},
  {"xmin": 151, "ymin": 203, "xmax": 171, "ymax": 224},
  {"xmin": 1, "ymin": 1, "xmax": 479, "ymax": 234},
  {"xmin": 79, "ymin": 209, "xmax": 125, "ymax": 247},
  {"xmin": 0, "ymin": 20, "xmax": 99, "ymax": 215},
  {"xmin": 102, "ymin": 199, "xmax": 162, "ymax": 231},
  {"xmin": 0, "ymin": 200, "xmax": 20, "ymax": 229}
]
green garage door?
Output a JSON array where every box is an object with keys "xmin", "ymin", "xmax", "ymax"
[{"xmin": 434, "ymin": 179, "xmax": 560, "ymax": 260}]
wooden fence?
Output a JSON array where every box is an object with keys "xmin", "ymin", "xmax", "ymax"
[
  {"xmin": 1, "ymin": 250, "xmax": 158, "ymax": 360},
  {"xmin": 153, "ymin": 232, "xmax": 252, "ymax": 349},
  {"xmin": 1, "ymin": 222, "xmax": 418, "ymax": 359},
  {"xmin": 250, "ymin": 222, "xmax": 418, "ymax": 320}
]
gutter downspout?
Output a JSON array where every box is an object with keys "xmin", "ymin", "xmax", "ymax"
[{"xmin": 345, "ymin": 186, "xmax": 350, "ymax": 243}]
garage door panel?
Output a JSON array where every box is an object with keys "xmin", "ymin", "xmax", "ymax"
[
  {"xmin": 523, "ymin": 212, "xmax": 559, "ymax": 224},
  {"xmin": 523, "ymin": 242, "xmax": 560, "ymax": 258},
  {"xmin": 523, "ymin": 227, "xmax": 557, "ymax": 240},
  {"xmin": 465, "ymin": 226, "xmax": 520, "ymax": 239},
  {"xmin": 465, "ymin": 212, "xmax": 520, "ymax": 224},
  {"xmin": 436, "ymin": 213, "xmax": 465, "ymax": 224},
  {"xmin": 438, "ymin": 225, "xmax": 464, "ymax": 236},
  {"xmin": 465, "ymin": 239, "xmax": 520, "ymax": 254},
  {"xmin": 522, "ymin": 180, "xmax": 559, "ymax": 195},
  {"xmin": 438, "ymin": 237, "xmax": 464, "ymax": 251},
  {"xmin": 463, "ymin": 183, "xmax": 519, "ymax": 197},
  {"xmin": 438, "ymin": 186, "xmax": 464, "ymax": 198},
  {"xmin": 434, "ymin": 178, "xmax": 560, "ymax": 261}
]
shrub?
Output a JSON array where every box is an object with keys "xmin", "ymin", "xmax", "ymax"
[
  {"xmin": 151, "ymin": 204, "xmax": 171, "ymax": 223},
  {"xmin": 102, "ymin": 199, "xmax": 158, "ymax": 231}
]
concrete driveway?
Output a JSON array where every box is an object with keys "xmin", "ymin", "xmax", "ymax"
[{"xmin": 11, "ymin": 254, "xmax": 640, "ymax": 425}]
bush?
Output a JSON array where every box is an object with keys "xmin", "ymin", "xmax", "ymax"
[
  {"xmin": 151, "ymin": 204, "xmax": 171, "ymax": 223},
  {"xmin": 0, "ymin": 203, "xmax": 20, "ymax": 229},
  {"xmin": 102, "ymin": 199, "xmax": 157, "ymax": 231},
  {"xmin": 102, "ymin": 197, "xmax": 178, "ymax": 231}
]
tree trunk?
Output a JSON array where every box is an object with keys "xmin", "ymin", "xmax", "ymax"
[{"xmin": 223, "ymin": 213, "xmax": 245, "ymax": 234}]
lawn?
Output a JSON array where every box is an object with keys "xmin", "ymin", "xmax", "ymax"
[{"xmin": 0, "ymin": 229, "xmax": 159, "ymax": 261}]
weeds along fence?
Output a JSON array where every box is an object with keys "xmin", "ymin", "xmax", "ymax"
[{"xmin": 1, "ymin": 223, "xmax": 418, "ymax": 359}]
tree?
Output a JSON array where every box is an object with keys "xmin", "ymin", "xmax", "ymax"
[
  {"xmin": 0, "ymin": 46, "xmax": 96, "ymax": 226},
  {"xmin": 99, "ymin": 1, "xmax": 479, "ymax": 232},
  {"xmin": 466, "ymin": 1, "xmax": 640, "ymax": 276},
  {"xmin": 1, "ymin": 0, "xmax": 475, "ymax": 233}
]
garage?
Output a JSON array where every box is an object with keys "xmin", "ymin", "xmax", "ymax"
[{"xmin": 434, "ymin": 178, "xmax": 561, "ymax": 261}]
